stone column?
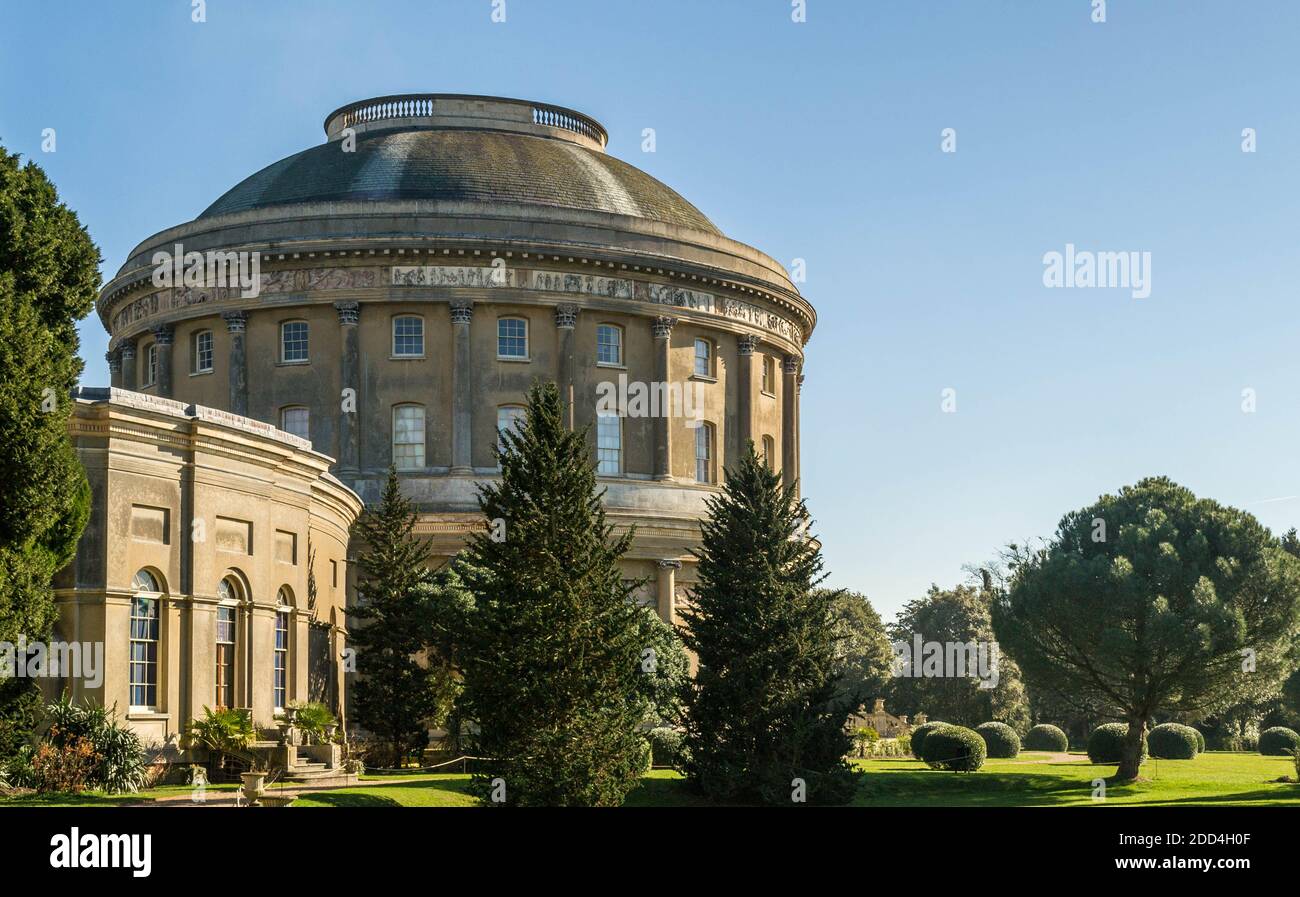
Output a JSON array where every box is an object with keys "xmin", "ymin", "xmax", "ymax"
[
  {"xmin": 555, "ymin": 304, "xmax": 578, "ymax": 430},
  {"xmin": 106, "ymin": 349, "xmax": 122, "ymax": 389},
  {"xmin": 450, "ymin": 301, "xmax": 474, "ymax": 474},
  {"xmin": 796, "ymin": 372, "xmax": 804, "ymax": 499},
  {"xmin": 152, "ymin": 324, "xmax": 174, "ymax": 397},
  {"xmin": 334, "ymin": 302, "xmax": 360, "ymax": 474},
  {"xmin": 655, "ymin": 559, "xmax": 681, "ymax": 625},
  {"xmin": 782, "ymin": 354, "xmax": 799, "ymax": 491},
  {"xmin": 652, "ymin": 316, "xmax": 676, "ymax": 481},
  {"xmin": 736, "ymin": 334, "xmax": 757, "ymax": 453},
  {"xmin": 223, "ymin": 311, "xmax": 248, "ymax": 416},
  {"xmin": 119, "ymin": 342, "xmax": 137, "ymax": 391}
]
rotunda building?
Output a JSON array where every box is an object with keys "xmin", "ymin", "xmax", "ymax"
[{"xmin": 97, "ymin": 94, "xmax": 816, "ymax": 622}]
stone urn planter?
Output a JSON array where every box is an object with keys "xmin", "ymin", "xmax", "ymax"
[
  {"xmin": 240, "ymin": 771, "xmax": 267, "ymax": 803},
  {"xmin": 257, "ymin": 794, "xmax": 295, "ymax": 808},
  {"xmin": 324, "ymin": 723, "xmax": 338, "ymax": 742}
]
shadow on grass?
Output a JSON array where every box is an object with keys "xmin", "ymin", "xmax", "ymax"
[
  {"xmin": 293, "ymin": 776, "xmax": 476, "ymax": 808},
  {"xmin": 851, "ymin": 764, "xmax": 1098, "ymax": 807}
]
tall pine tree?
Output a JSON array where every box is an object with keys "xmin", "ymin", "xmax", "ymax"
[
  {"xmin": 457, "ymin": 381, "xmax": 649, "ymax": 806},
  {"xmin": 349, "ymin": 467, "xmax": 462, "ymax": 768},
  {"xmin": 682, "ymin": 444, "xmax": 858, "ymax": 805}
]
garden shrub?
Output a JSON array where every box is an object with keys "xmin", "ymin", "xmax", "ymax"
[
  {"xmin": 1087, "ymin": 722, "xmax": 1147, "ymax": 765},
  {"xmin": 286, "ymin": 701, "xmax": 337, "ymax": 744},
  {"xmin": 648, "ymin": 726, "xmax": 687, "ymax": 768},
  {"xmin": 975, "ymin": 721, "xmax": 1020, "ymax": 758},
  {"xmin": 921, "ymin": 725, "xmax": 986, "ymax": 772},
  {"xmin": 1148, "ymin": 723, "xmax": 1199, "ymax": 760},
  {"xmin": 910, "ymin": 721, "xmax": 946, "ymax": 758},
  {"xmin": 1192, "ymin": 727, "xmax": 1205, "ymax": 753},
  {"xmin": 1258, "ymin": 726, "xmax": 1300, "ymax": 756},
  {"xmin": 1023, "ymin": 724, "xmax": 1068, "ymax": 752},
  {"xmin": 43, "ymin": 698, "xmax": 148, "ymax": 794}
]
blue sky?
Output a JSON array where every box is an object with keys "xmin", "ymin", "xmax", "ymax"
[{"xmin": 3, "ymin": 1, "xmax": 1298, "ymax": 621}]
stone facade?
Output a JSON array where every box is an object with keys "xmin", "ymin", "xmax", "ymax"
[
  {"xmin": 94, "ymin": 94, "xmax": 816, "ymax": 628},
  {"xmin": 51, "ymin": 388, "xmax": 362, "ymax": 749}
]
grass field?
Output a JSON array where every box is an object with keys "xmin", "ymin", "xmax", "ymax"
[{"xmin": 5, "ymin": 752, "xmax": 1297, "ymax": 807}]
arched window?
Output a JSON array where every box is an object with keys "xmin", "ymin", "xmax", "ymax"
[
  {"xmin": 392, "ymin": 404, "xmax": 425, "ymax": 469},
  {"xmin": 280, "ymin": 406, "xmax": 309, "ymax": 441},
  {"xmin": 216, "ymin": 576, "xmax": 242, "ymax": 709},
  {"xmin": 693, "ymin": 338, "xmax": 713, "ymax": 377},
  {"xmin": 762, "ymin": 435, "xmax": 775, "ymax": 471},
  {"xmin": 129, "ymin": 570, "xmax": 161, "ymax": 710},
  {"xmin": 193, "ymin": 330, "xmax": 214, "ymax": 374},
  {"xmin": 392, "ymin": 315, "xmax": 424, "ymax": 357},
  {"xmin": 596, "ymin": 412, "xmax": 621, "ymax": 475},
  {"xmin": 497, "ymin": 317, "xmax": 528, "ymax": 359},
  {"xmin": 695, "ymin": 422, "xmax": 715, "ymax": 484},
  {"xmin": 274, "ymin": 588, "xmax": 291, "ymax": 711},
  {"xmin": 497, "ymin": 405, "xmax": 526, "ymax": 456},
  {"xmin": 597, "ymin": 324, "xmax": 623, "ymax": 366},
  {"xmin": 280, "ymin": 320, "xmax": 309, "ymax": 364}
]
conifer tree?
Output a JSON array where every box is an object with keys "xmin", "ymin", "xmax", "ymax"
[
  {"xmin": 349, "ymin": 467, "xmax": 462, "ymax": 768},
  {"xmin": 457, "ymin": 381, "xmax": 649, "ymax": 806},
  {"xmin": 682, "ymin": 444, "xmax": 858, "ymax": 805}
]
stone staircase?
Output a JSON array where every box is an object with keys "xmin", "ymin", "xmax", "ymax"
[{"xmin": 250, "ymin": 728, "xmax": 357, "ymax": 790}]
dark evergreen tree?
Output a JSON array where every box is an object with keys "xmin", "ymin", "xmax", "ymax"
[
  {"xmin": 681, "ymin": 444, "xmax": 858, "ymax": 805},
  {"xmin": 349, "ymin": 467, "xmax": 461, "ymax": 768},
  {"xmin": 457, "ymin": 381, "xmax": 649, "ymax": 806},
  {"xmin": 0, "ymin": 146, "xmax": 99, "ymax": 759}
]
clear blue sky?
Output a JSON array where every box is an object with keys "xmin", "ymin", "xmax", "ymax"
[{"xmin": 3, "ymin": 1, "xmax": 1297, "ymax": 621}]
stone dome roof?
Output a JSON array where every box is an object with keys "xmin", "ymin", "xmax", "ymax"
[{"xmin": 199, "ymin": 94, "xmax": 721, "ymax": 235}]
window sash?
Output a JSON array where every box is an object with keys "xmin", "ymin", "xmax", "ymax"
[
  {"xmin": 393, "ymin": 317, "xmax": 424, "ymax": 356},
  {"xmin": 129, "ymin": 597, "xmax": 159, "ymax": 709},
  {"xmin": 274, "ymin": 611, "xmax": 289, "ymax": 709},
  {"xmin": 695, "ymin": 424, "xmax": 713, "ymax": 483},
  {"xmin": 392, "ymin": 406, "xmax": 426, "ymax": 469},
  {"xmin": 694, "ymin": 339, "xmax": 711, "ymax": 376},
  {"xmin": 596, "ymin": 413, "xmax": 621, "ymax": 474},
  {"xmin": 597, "ymin": 325, "xmax": 622, "ymax": 365},
  {"xmin": 215, "ymin": 606, "xmax": 236, "ymax": 709},
  {"xmin": 280, "ymin": 407, "xmax": 309, "ymax": 441},
  {"xmin": 194, "ymin": 331, "xmax": 213, "ymax": 372},
  {"xmin": 281, "ymin": 322, "xmax": 309, "ymax": 363},
  {"xmin": 497, "ymin": 319, "xmax": 527, "ymax": 358}
]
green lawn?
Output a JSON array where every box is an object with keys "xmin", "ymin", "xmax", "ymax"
[{"xmin": 7, "ymin": 753, "xmax": 1297, "ymax": 807}]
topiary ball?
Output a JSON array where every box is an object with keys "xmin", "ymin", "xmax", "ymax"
[
  {"xmin": 975, "ymin": 721, "xmax": 1021, "ymax": 759},
  {"xmin": 1087, "ymin": 722, "xmax": 1147, "ymax": 765},
  {"xmin": 1148, "ymin": 723, "xmax": 1199, "ymax": 760},
  {"xmin": 921, "ymin": 725, "xmax": 986, "ymax": 772},
  {"xmin": 1023, "ymin": 724, "xmax": 1069, "ymax": 752},
  {"xmin": 1258, "ymin": 726, "xmax": 1300, "ymax": 756},
  {"xmin": 1192, "ymin": 727, "xmax": 1205, "ymax": 754},
  {"xmin": 910, "ymin": 721, "xmax": 947, "ymax": 759}
]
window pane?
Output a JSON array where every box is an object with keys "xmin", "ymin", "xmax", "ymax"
[
  {"xmin": 393, "ymin": 406, "xmax": 425, "ymax": 469},
  {"xmin": 694, "ymin": 339, "xmax": 710, "ymax": 376},
  {"xmin": 280, "ymin": 407, "xmax": 309, "ymax": 441},
  {"xmin": 498, "ymin": 318, "xmax": 527, "ymax": 358},
  {"xmin": 274, "ymin": 610, "xmax": 289, "ymax": 709},
  {"xmin": 195, "ymin": 331, "xmax": 213, "ymax": 372},
  {"xmin": 393, "ymin": 316, "xmax": 424, "ymax": 356},
  {"xmin": 497, "ymin": 406, "xmax": 526, "ymax": 454},
  {"xmin": 281, "ymin": 321, "xmax": 309, "ymax": 362},
  {"xmin": 695, "ymin": 424, "xmax": 713, "ymax": 483},
  {"xmin": 597, "ymin": 325, "xmax": 622, "ymax": 365},
  {"xmin": 129, "ymin": 596, "xmax": 159, "ymax": 709},
  {"xmin": 146, "ymin": 345, "xmax": 158, "ymax": 384},
  {"xmin": 597, "ymin": 413, "xmax": 621, "ymax": 475}
]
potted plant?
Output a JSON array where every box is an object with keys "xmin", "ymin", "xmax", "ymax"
[
  {"xmin": 240, "ymin": 758, "xmax": 268, "ymax": 803},
  {"xmin": 184, "ymin": 706, "xmax": 255, "ymax": 779}
]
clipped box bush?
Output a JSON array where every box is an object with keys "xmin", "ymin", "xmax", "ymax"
[
  {"xmin": 921, "ymin": 725, "xmax": 986, "ymax": 772},
  {"xmin": 1258, "ymin": 726, "xmax": 1300, "ymax": 756},
  {"xmin": 1087, "ymin": 723, "xmax": 1147, "ymax": 765},
  {"xmin": 975, "ymin": 721, "xmax": 1021, "ymax": 759},
  {"xmin": 909, "ymin": 721, "xmax": 947, "ymax": 759},
  {"xmin": 1023, "ymin": 724, "xmax": 1068, "ymax": 752},
  {"xmin": 1192, "ymin": 727, "xmax": 1205, "ymax": 753},
  {"xmin": 1148, "ymin": 723, "xmax": 1199, "ymax": 760}
]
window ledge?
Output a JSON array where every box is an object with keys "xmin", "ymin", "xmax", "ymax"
[
  {"xmin": 761, "ymin": 389, "xmax": 776, "ymax": 398},
  {"xmin": 596, "ymin": 362, "xmax": 626, "ymax": 370},
  {"xmin": 690, "ymin": 374, "xmax": 718, "ymax": 384},
  {"xmin": 276, "ymin": 360, "xmax": 311, "ymax": 367},
  {"xmin": 389, "ymin": 355, "xmax": 426, "ymax": 361},
  {"xmin": 190, "ymin": 370, "xmax": 213, "ymax": 378},
  {"xmin": 497, "ymin": 356, "xmax": 531, "ymax": 363},
  {"xmin": 126, "ymin": 711, "xmax": 168, "ymax": 721}
]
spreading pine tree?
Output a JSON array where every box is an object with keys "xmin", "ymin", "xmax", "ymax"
[
  {"xmin": 457, "ymin": 381, "xmax": 650, "ymax": 806},
  {"xmin": 349, "ymin": 467, "xmax": 462, "ymax": 768},
  {"xmin": 682, "ymin": 444, "xmax": 858, "ymax": 805}
]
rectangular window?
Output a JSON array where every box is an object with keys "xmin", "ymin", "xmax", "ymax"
[
  {"xmin": 393, "ymin": 316, "xmax": 424, "ymax": 357},
  {"xmin": 597, "ymin": 324, "xmax": 622, "ymax": 366},
  {"xmin": 695, "ymin": 423, "xmax": 714, "ymax": 484},
  {"xmin": 129, "ymin": 597, "xmax": 159, "ymax": 709},
  {"xmin": 274, "ymin": 611, "xmax": 289, "ymax": 710},
  {"xmin": 497, "ymin": 406, "xmax": 526, "ymax": 456},
  {"xmin": 194, "ymin": 330, "xmax": 213, "ymax": 373},
  {"xmin": 497, "ymin": 318, "xmax": 528, "ymax": 359},
  {"xmin": 216, "ymin": 606, "xmax": 236, "ymax": 709},
  {"xmin": 762, "ymin": 356, "xmax": 774, "ymax": 394},
  {"xmin": 280, "ymin": 321, "xmax": 309, "ymax": 363},
  {"xmin": 144, "ymin": 344, "xmax": 158, "ymax": 386},
  {"xmin": 392, "ymin": 405, "xmax": 426, "ymax": 469},
  {"xmin": 280, "ymin": 406, "xmax": 309, "ymax": 441},
  {"xmin": 597, "ymin": 412, "xmax": 621, "ymax": 475},
  {"xmin": 762, "ymin": 435, "xmax": 775, "ymax": 471},
  {"xmin": 694, "ymin": 338, "xmax": 712, "ymax": 377}
]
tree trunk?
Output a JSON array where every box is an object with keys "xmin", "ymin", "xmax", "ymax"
[{"xmin": 1115, "ymin": 716, "xmax": 1147, "ymax": 781}]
